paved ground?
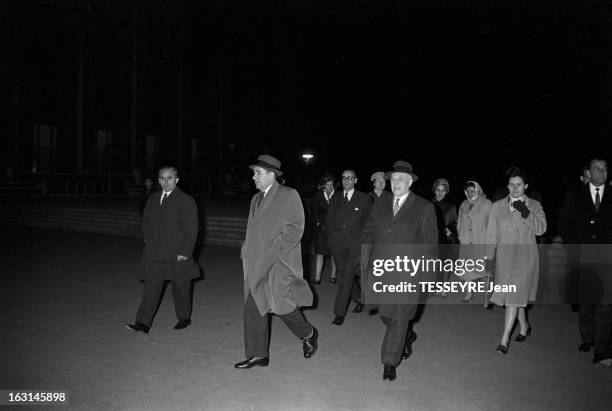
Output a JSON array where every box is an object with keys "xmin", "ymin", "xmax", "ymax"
[{"xmin": 1, "ymin": 227, "xmax": 611, "ymax": 411}]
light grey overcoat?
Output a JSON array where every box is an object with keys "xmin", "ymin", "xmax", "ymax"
[{"xmin": 241, "ymin": 181, "xmax": 313, "ymax": 315}]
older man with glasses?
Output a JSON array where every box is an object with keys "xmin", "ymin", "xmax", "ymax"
[{"xmin": 327, "ymin": 169, "xmax": 373, "ymax": 325}]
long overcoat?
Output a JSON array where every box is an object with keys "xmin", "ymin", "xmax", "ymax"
[
  {"xmin": 485, "ymin": 196, "xmax": 546, "ymax": 306},
  {"xmin": 457, "ymin": 196, "xmax": 492, "ymax": 281},
  {"xmin": 241, "ymin": 182, "xmax": 313, "ymax": 316},
  {"xmin": 141, "ymin": 187, "xmax": 199, "ymax": 281},
  {"xmin": 361, "ymin": 192, "xmax": 438, "ymax": 319}
]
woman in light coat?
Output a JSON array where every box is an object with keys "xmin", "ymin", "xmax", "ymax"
[
  {"xmin": 456, "ymin": 181, "xmax": 492, "ymax": 301},
  {"xmin": 486, "ymin": 167, "xmax": 547, "ymax": 354}
]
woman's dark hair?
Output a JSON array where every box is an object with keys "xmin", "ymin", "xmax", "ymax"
[
  {"xmin": 506, "ymin": 166, "xmax": 527, "ymax": 184},
  {"xmin": 321, "ymin": 173, "xmax": 335, "ymax": 185}
]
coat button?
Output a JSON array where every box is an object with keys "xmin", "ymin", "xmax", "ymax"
[{"xmin": 592, "ymin": 235, "xmax": 597, "ymax": 239}]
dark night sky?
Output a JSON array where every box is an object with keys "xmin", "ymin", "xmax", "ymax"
[{"xmin": 3, "ymin": 0, "xmax": 611, "ymax": 210}]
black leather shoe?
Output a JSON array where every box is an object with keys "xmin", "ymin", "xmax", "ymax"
[
  {"xmin": 174, "ymin": 319, "xmax": 191, "ymax": 330},
  {"xmin": 234, "ymin": 357, "xmax": 269, "ymax": 369},
  {"xmin": 402, "ymin": 331, "xmax": 417, "ymax": 359},
  {"xmin": 352, "ymin": 302, "xmax": 364, "ymax": 313},
  {"xmin": 579, "ymin": 342, "xmax": 593, "ymax": 352},
  {"xmin": 496, "ymin": 344, "xmax": 508, "ymax": 354},
  {"xmin": 383, "ymin": 365, "xmax": 396, "ymax": 381},
  {"xmin": 332, "ymin": 316, "xmax": 344, "ymax": 325},
  {"xmin": 514, "ymin": 326, "xmax": 531, "ymax": 342},
  {"xmin": 303, "ymin": 327, "xmax": 318, "ymax": 358},
  {"xmin": 125, "ymin": 323, "xmax": 150, "ymax": 334},
  {"xmin": 368, "ymin": 308, "xmax": 378, "ymax": 316},
  {"xmin": 329, "ymin": 277, "xmax": 337, "ymax": 284}
]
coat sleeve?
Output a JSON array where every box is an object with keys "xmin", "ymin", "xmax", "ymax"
[
  {"xmin": 142, "ymin": 195, "xmax": 154, "ymax": 244},
  {"xmin": 558, "ymin": 190, "xmax": 576, "ymax": 243},
  {"xmin": 258, "ymin": 189, "xmax": 305, "ymax": 272},
  {"xmin": 423, "ymin": 202, "xmax": 439, "ymax": 245},
  {"xmin": 484, "ymin": 203, "xmax": 498, "ymax": 259},
  {"xmin": 178, "ymin": 195, "xmax": 199, "ymax": 258},
  {"xmin": 327, "ymin": 194, "xmax": 338, "ymax": 246},
  {"xmin": 359, "ymin": 202, "xmax": 377, "ymax": 265},
  {"xmin": 524, "ymin": 200, "xmax": 547, "ymax": 236},
  {"xmin": 311, "ymin": 191, "xmax": 321, "ymax": 227}
]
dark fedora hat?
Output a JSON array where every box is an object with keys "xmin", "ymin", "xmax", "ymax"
[
  {"xmin": 249, "ymin": 154, "xmax": 283, "ymax": 176},
  {"xmin": 388, "ymin": 160, "xmax": 418, "ymax": 181}
]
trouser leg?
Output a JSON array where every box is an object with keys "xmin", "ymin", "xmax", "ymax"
[
  {"xmin": 350, "ymin": 272, "xmax": 362, "ymax": 303},
  {"xmin": 279, "ymin": 309, "xmax": 313, "ymax": 339},
  {"xmin": 171, "ymin": 279, "xmax": 192, "ymax": 321},
  {"xmin": 579, "ymin": 304, "xmax": 595, "ymax": 344},
  {"xmin": 334, "ymin": 250, "xmax": 356, "ymax": 317},
  {"xmin": 380, "ymin": 315, "xmax": 411, "ymax": 367},
  {"xmin": 244, "ymin": 292, "xmax": 270, "ymax": 358},
  {"xmin": 593, "ymin": 304, "xmax": 612, "ymax": 361},
  {"xmin": 136, "ymin": 278, "xmax": 165, "ymax": 327}
]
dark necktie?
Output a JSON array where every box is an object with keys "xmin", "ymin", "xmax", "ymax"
[
  {"xmin": 393, "ymin": 198, "xmax": 400, "ymax": 215},
  {"xmin": 595, "ymin": 188, "xmax": 601, "ymax": 212},
  {"xmin": 160, "ymin": 192, "xmax": 167, "ymax": 205},
  {"xmin": 344, "ymin": 192, "xmax": 349, "ymax": 205},
  {"xmin": 255, "ymin": 192, "xmax": 264, "ymax": 210}
]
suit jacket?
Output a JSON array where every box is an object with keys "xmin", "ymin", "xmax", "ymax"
[
  {"xmin": 328, "ymin": 189, "xmax": 373, "ymax": 254},
  {"xmin": 361, "ymin": 192, "xmax": 438, "ymax": 319},
  {"xmin": 141, "ymin": 187, "xmax": 199, "ymax": 281},
  {"xmin": 559, "ymin": 184, "xmax": 612, "ymax": 244},
  {"xmin": 241, "ymin": 182, "xmax": 313, "ymax": 316},
  {"xmin": 559, "ymin": 183, "xmax": 612, "ymax": 303}
]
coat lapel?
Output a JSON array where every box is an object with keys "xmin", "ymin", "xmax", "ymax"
[
  {"xmin": 253, "ymin": 182, "xmax": 279, "ymax": 220},
  {"xmin": 392, "ymin": 193, "xmax": 415, "ymax": 221}
]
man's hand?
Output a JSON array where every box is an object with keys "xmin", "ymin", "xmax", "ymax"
[
  {"xmin": 512, "ymin": 200, "xmax": 530, "ymax": 219},
  {"xmin": 177, "ymin": 255, "xmax": 189, "ymax": 261}
]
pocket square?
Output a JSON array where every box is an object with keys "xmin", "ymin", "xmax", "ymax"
[{"xmin": 354, "ymin": 207, "xmax": 359, "ymax": 211}]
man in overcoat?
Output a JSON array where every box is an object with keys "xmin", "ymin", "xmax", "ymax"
[
  {"xmin": 559, "ymin": 158, "xmax": 612, "ymax": 367},
  {"xmin": 327, "ymin": 169, "xmax": 373, "ymax": 325},
  {"xmin": 234, "ymin": 154, "xmax": 318, "ymax": 369},
  {"xmin": 126, "ymin": 166, "xmax": 199, "ymax": 333},
  {"xmin": 361, "ymin": 161, "xmax": 438, "ymax": 381}
]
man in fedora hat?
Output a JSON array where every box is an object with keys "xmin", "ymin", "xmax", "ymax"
[
  {"xmin": 235, "ymin": 154, "xmax": 318, "ymax": 369},
  {"xmin": 328, "ymin": 169, "xmax": 373, "ymax": 325},
  {"xmin": 361, "ymin": 160, "xmax": 438, "ymax": 381}
]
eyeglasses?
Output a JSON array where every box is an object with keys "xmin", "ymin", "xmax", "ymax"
[{"xmin": 341, "ymin": 176, "xmax": 356, "ymax": 181}]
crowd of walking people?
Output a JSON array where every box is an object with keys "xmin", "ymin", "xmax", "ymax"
[{"xmin": 126, "ymin": 156, "xmax": 611, "ymax": 382}]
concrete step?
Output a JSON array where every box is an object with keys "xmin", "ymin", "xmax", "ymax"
[{"xmin": 1, "ymin": 203, "xmax": 247, "ymax": 247}]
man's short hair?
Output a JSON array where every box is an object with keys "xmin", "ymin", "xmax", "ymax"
[
  {"xmin": 590, "ymin": 158, "xmax": 607, "ymax": 167},
  {"xmin": 159, "ymin": 166, "xmax": 179, "ymax": 177}
]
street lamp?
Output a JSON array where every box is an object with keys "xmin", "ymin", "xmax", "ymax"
[{"xmin": 302, "ymin": 153, "xmax": 314, "ymax": 164}]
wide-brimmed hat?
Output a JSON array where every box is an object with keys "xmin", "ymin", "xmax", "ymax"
[
  {"xmin": 388, "ymin": 160, "xmax": 418, "ymax": 181},
  {"xmin": 249, "ymin": 154, "xmax": 283, "ymax": 176}
]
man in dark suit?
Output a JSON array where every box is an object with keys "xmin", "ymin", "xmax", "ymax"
[
  {"xmin": 126, "ymin": 166, "xmax": 199, "ymax": 333},
  {"xmin": 361, "ymin": 161, "xmax": 438, "ymax": 381},
  {"xmin": 327, "ymin": 169, "xmax": 373, "ymax": 325},
  {"xmin": 234, "ymin": 155, "xmax": 318, "ymax": 369},
  {"xmin": 559, "ymin": 158, "xmax": 612, "ymax": 367}
]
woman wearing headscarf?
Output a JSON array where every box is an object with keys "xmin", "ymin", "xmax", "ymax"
[
  {"xmin": 456, "ymin": 181, "xmax": 492, "ymax": 302},
  {"xmin": 310, "ymin": 174, "xmax": 337, "ymax": 284},
  {"xmin": 432, "ymin": 178, "xmax": 458, "ymax": 297},
  {"xmin": 485, "ymin": 167, "xmax": 546, "ymax": 354}
]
